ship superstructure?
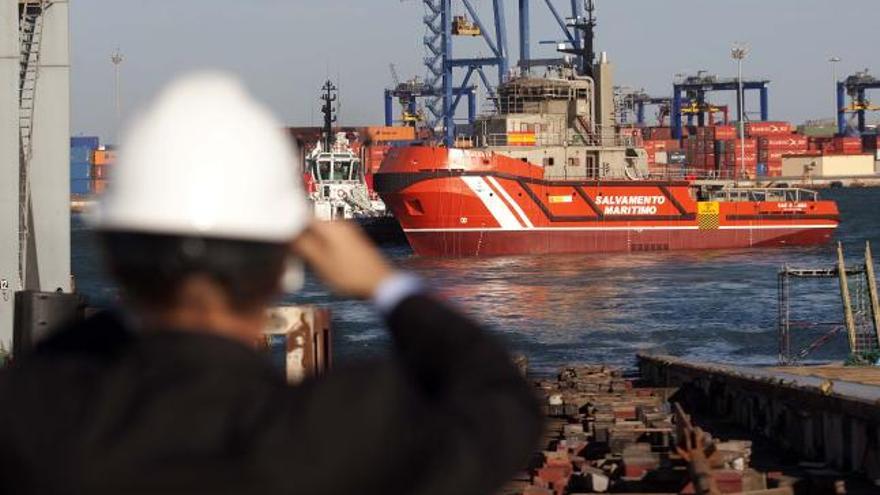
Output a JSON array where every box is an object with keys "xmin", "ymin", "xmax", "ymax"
[{"xmin": 306, "ymin": 132, "xmax": 386, "ymax": 222}]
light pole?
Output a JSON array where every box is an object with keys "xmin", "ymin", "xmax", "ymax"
[
  {"xmin": 732, "ymin": 43, "xmax": 749, "ymax": 180},
  {"xmin": 111, "ymin": 49, "xmax": 124, "ymax": 143},
  {"xmin": 829, "ymin": 56, "xmax": 841, "ymax": 124}
]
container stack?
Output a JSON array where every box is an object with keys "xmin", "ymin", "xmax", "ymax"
[
  {"xmin": 91, "ymin": 147, "xmax": 117, "ymax": 195},
  {"xmin": 642, "ymin": 139, "xmax": 682, "ymax": 175},
  {"xmin": 863, "ymin": 135, "xmax": 880, "ymax": 162},
  {"xmin": 70, "ymin": 136, "xmax": 99, "ymax": 196}
]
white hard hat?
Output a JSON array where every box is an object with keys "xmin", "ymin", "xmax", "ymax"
[{"xmin": 92, "ymin": 72, "xmax": 310, "ymax": 242}]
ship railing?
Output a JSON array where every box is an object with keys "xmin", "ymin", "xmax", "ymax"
[
  {"xmin": 707, "ymin": 188, "xmax": 819, "ymax": 203},
  {"xmin": 479, "ymin": 130, "xmax": 636, "ymax": 148},
  {"xmin": 480, "ymin": 133, "xmax": 566, "ymax": 147}
]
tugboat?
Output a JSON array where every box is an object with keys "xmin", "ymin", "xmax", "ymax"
[
  {"xmin": 306, "ymin": 81, "xmax": 405, "ymax": 244},
  {"xmin": 373, "ymin": 6, "xmax": 839, "ymax": 257}
]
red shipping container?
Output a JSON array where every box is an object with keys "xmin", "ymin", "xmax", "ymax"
[
  {"xmin": 712, "ymin": 125, "xmax": 737, "ymax": 140},
  {"xmin": 746, "ymin": 121, "xmax": 793, "ymax": 136},
  {"xmin": 718, "ymin": 138, "xmax": 758, "ymax": 151},
  {"xmin": 862, "ymin": 135, "xmax": 880, "ymax": 150},
  {"xmin": 830, "ymin": 137, "xmax": 862, "ymax": 154},
  {"xmin": 758, "ymin": 135, "xmax": 808, "ymax": 148}
]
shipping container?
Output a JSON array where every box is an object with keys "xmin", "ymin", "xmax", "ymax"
[
  {"xmin": 668, "ymin": 150, "xmax": 687, "ymax": 165},
  {"xmin": 70, "ymin": 161, "xmax": 91, "ymax": 180},
  {"xmin": 92, "ymin": 149, "xmax": 118, "ymax": 166},
  {"xmin": 364, "ymin": 126, "xmax": 416, "ymax": 143},
  {"xmin": 861, "ymin": 134, "xmax": 880, "ymax": 150},
  {"xmin": 92, "ymin": 163, "xmax": 112, "ymax": 179},
  {"xmin": 828, "ymin": 137, "xmax": 863, "ymax": 155},
  {"xmin": 92, "ymin": 179, "xmax": 108, "ymax": 195},
  {"xmin": 758, "ymin": 135, "xmax": 808, "ymax": 149},
  {"xmin": 70, "ymin": 146, "xmax": 93, "ymax": 163},
  {"xmin": 71, "ymin": 136, "xmax": 99, "ymax": 149},
  {"xmin": 71, "ymin": 179, "xmax": 91, "ymax": 196},
  {"xmin": 745, "ymin": 121, "xmax": 793, "ymax": 137}
]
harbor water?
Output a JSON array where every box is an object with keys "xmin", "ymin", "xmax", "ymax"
[{"xmin": 72, "ymin": 188, "xmax": 880, "ymax": 376}]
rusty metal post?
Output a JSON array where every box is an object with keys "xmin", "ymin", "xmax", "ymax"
[
  {"xmin": 864, "ymin": 242, "xmax": 880, "ymax": 347},
  {"xmin": 837, "ymin": 242, "xmax": 858, "ymax": 353}
]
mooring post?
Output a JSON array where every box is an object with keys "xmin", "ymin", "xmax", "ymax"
[
  {"xmin": 864, "ymin": 242, "xmax": 880, "ymax": 347},
  {"xmin": 838, "ymin": 242, "xmax": 858, "ymax": 353}
]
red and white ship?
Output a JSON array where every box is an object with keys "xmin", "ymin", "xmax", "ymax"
[{"xmin": 375, "ymin": 63, "xmax": 839, "ymax": 257}]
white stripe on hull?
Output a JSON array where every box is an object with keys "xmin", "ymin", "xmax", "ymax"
[
  {"xmin": 485, "ymin": 176, "xmax": 534, "ymax": 228},
  {"xmin": 460, "ymin": 176, "xmax": 524, "ymax": 230}
]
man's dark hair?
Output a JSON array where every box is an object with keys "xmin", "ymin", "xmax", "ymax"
[{"xmin": 100, "ymin": 232, "xmax": 288, "ymax": 312}]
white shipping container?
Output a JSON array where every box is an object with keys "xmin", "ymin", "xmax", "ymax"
[{"xmin": 655, "ymin": 151, "xmax": 668, "ymax": 165}]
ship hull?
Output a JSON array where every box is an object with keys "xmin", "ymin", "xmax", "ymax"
[
  {"xmin": 375, "ymin": 147, "xmax": 840, "ymax": 257},
  {"xmin": 403, "ymin": 226, "xmax": 834, "ymax": 257}
]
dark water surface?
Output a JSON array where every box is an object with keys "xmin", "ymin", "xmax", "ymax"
[{"xmin": 72, "ymin": 188, "xmax": 880, "ymax": 375}]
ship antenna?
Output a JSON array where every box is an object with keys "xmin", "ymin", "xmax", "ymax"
[{"xmin": 320, "ymin": 80, "xmax": 338, "ymax": 151}]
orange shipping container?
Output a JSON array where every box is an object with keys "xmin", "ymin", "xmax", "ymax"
[
  {"xmin": 92, "ymin": 149, "xmax": 117, "ymax": 166},
  {"xmin": 364, "ymin": 126, "xmax": 416, "ymax": 143},
  {"xmin": 92, "ymin": 178, "xmax": 109, "ymax": 195}
]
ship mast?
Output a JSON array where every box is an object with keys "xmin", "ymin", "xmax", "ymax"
[
  {"xmin": 582, "ymin": 0, "xmax": 597, "ymax": 78},
  {"xmin": 558, "ymin": 0, "xmax": 598, "ymax": 78},
  {"xmin": 320, "ymin": 80, "xmax": 337, "ymax": 151}
]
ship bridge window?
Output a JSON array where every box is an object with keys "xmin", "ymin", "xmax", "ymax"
[
  {"xmin": 333, "ymin": 160, "xmax": 353, "ymax": 181},
  {"xmin": 542, "ymin": 157, "xmax": 555, "ymax": 167},
  {"xmin": 317, "ymin": 160, "xmax": 331, "ymax": 182}
]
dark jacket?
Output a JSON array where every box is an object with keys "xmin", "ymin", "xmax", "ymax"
[{"xmin": 0, "ymin": 295, "xmax": 541, "ymax": 495}]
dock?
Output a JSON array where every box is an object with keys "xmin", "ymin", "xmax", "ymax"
[{"xmin": 638, "ymin": 354, "xmax": 880, "ymax": 486}]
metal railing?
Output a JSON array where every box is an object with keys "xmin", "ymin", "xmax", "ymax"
[
  {"xmin": 706, "ymin": 188, "xmax": 819, "ymax": 203},
  {"xmin": 478, "ymin": 128, "xmax": 638, "ymax": 148}
]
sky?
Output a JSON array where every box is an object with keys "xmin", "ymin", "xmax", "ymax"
[{"xmin": 70, "ymin": 0, "xmax": 878, "ymax": 143}]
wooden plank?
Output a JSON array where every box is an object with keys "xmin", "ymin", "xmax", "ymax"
[
  {"xmin": 838, "ymin": 242, "xmax": 858, "ymax": 352},
  {"xmin": 865, "ymin": 242, "xmax": 880, "ymax": 347}
]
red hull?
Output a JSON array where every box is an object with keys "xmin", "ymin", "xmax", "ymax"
[
  {"xmin": 404, "ymin": 227, "xmax": 834, "ymax": 257},
  {"xmin": 374, "ymin": 147, "xmax": 840, "ymax": 257}
]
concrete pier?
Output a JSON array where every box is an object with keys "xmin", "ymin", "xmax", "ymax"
[{"xmin": 638, "ymin": 354, "xmax": 880, "ymax": 484}]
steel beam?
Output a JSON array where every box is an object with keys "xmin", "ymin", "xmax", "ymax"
[
  {"xmin": 837, "ymin": 81, "xmax": 847, "ymax": 135},
  {"xmin": 0, "ymin": 0, "xmax": 20, "ymax": 346},
  {"xmin": 492, "ymin": 0, "xmax": 507, "ymax": 83},
  {"xmin": 25, "ymin": 0, "xmax": 71, "ymax": 293},
  {"xmin": 760, "ymin": 86, "xmax": 769, "ymax": 121},
  {"xmin": 442, "ymin": 0, "xmax": 453, "ymax": 144},
  {"xmin": 384, "ymin": 90, "xmax": 394, "ymax": 126}
]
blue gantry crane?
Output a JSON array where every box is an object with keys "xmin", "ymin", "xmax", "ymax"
[
  {"xmin": 672, "ymin": 72, "xmax": 770, "ymax": 139},
  {"xmin": 837, "ymin": 70, "xmax": 880, "ymax": 135},
  {"xmin": 387, "ymin": 0, "xmax": 601, "ymax": 145}
]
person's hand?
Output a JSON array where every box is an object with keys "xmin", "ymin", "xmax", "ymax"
[{"xmin": 291, "ymin": 221, "xmax": 395, "ymax": 300}]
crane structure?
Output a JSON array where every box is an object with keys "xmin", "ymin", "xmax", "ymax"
[
  {"xmin": 389, "ymin": 0, "xmax": 603, "ymax": 145},
  {"xmin": 837, "ymin": 70, "xmax": 880, "ymax": 135},
  {"xmin": 1, "ymin": 0, "xmax": 72, "ymax": 346},
  {"xmin": 672, "ymin": 72, "xmax": 770, "ymax": 139}
]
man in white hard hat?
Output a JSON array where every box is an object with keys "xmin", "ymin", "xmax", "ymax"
[{"xmin": 0, "ymin": 73, "xmax": 540, "ymax": 494}]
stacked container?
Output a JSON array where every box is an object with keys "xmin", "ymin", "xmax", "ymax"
[
  {"xmin": 643, "ymin": 139, "xmax": 682, "ymax": 174},
  {"xmin": 91, "ymin": 147, "xmax": 117, "ymax": 195},
  {"xmin": 757, "ymin": 135, "xmax": 809, "ymax": 177},
  {"xmin": 863, "ymin": 135, "xmax": 880, "ymax": 161},
  {"xmin": 716, "ymin": 138, "xmax": 758, "ymax": 178},
  {"xmin": 70, "ymin": 136, "xmax": 99, "ymax": 196}
]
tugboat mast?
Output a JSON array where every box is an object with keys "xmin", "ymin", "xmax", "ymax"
[{"xmin": 320, "ymin": 80, "xmax": 337, "ymax": 151}]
